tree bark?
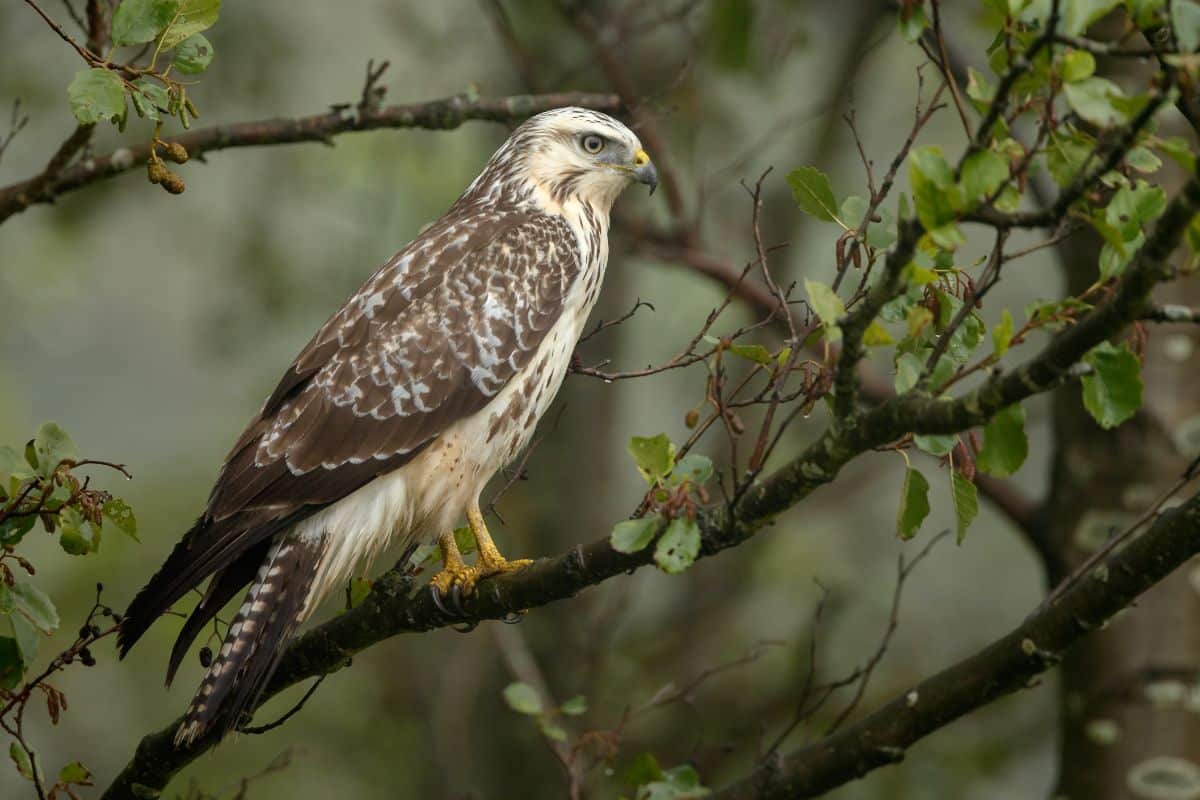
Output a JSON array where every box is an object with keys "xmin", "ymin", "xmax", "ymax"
[{"xmin": 1049, "ymin": 229, "xmax": 1200, "ymax": 797}]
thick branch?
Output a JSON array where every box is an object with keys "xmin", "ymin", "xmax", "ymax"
[
  {"xmin": 715, "ymin": 485, "xmax": 1200, "ymax": 799},
  {"xmin": 0, "ymin": 91, "xmax": 620, "ymax": 225}
]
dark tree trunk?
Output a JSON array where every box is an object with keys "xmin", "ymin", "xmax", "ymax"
[{"xmin": 1048, "ymin": 227, "xmax": 1200, "ymax": 798}]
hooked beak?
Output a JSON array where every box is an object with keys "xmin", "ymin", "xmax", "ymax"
[{"xmin": 632, "ymin": 148, "xmax": 658, "ymax": 195}]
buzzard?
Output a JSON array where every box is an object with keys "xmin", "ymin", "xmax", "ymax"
[{"xmin": 117, "ymin": 107, "xmax": 657, "ymax": 745}]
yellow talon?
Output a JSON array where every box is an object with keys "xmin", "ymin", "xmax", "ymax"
[
  {"xmin": 428, "ymin": 504, "xmax": 532, "ymax": 599},
  {"xmin": 428, "ymin": 553, "xmax": 481, "ymax": 598},
  {"xmin": 468, "ymin": 504, "xmax": 532, "ymax": 578}
]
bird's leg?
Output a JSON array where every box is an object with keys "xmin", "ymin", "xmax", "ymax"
[
  {"xmin": 428, "ymin": 505, "xmax": 532, "ymax": 608},
  {"xmin": 468, "ymin": 503, "xmax": 533, "ymax": 577},
  {"xmin": 429, "ymin": 528, "xmax": 480, "ymax": 600}
]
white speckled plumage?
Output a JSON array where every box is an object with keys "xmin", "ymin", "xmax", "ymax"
[{"xmin": 119, "ymin": 107, "xmax": 653, "ymax": 745}]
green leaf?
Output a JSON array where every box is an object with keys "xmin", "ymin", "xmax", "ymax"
[
  {"xmin": 59, "ymin": 761, "xmax": 92, "ymax": 785},
  {"xmin": 1063, "ymin": 0, "xmax": 1121, "ymax": 35},
  {"xmin": 625, "ymin": 753, "xmax": 665, "ymax": 787},
  {"xmin": 995, "ymin": 184, "xmax": 1021, "ymax": 212},
  {"xmin": 654, "ymin": 517, "xmax": 701, "ymax": 574},
  {"xmin": 1063, "ymin": 77, "xmax": 1126, "ymax": 126},
  {"xmin": 158, "ymin": 0, "xmax": 221, "ymax": 50},
  {"xmin": 915, "ymin": 433, "xmax": 957, "ymax": 456},
  {"xmin": 173, "ymin": 32, "xmax": 214, "ymax": 73},
  {"xmin": 58, "ymin": 506, "xmax": 98, "ymax": 555},
  {"xmin": 0, "ymin": 446, "xmax": 34, "ymax": 486},
  {"xmin": 897, "ymin": 467, "xmax": 931, "ymax": 540},
  {"xmin": 11, "ymin": 582, "xmax": 58, "ymax": 634},
  {"xmin": 0, "ymin": 638, "xmax": 21, "ymax": 689},
  {"xmin": 1126, "ymin": 146, "xmax": 1162, "ymax": 173},
  {"xmin": 728, "ymin": 343, "xmax": 772, "ymax": 364},
  {"xmin": 628, "ymin": 434, "xmax": 676, "ymax": 484},
  {"xmin": 1081, "ymin": 341, "xmax": 1143, "ymax": 429},
  {"xmin": 976, "ymin": 404, "xmax": 1028, "ymax": 477},
  {"xmin": 1061, "ymin": 49, "xmax": 1096, "ymax": 82},
  {"xmin": 1026, "ymin": 296, "xmax": 1093, "ymax": 329},
  {"xmin": 1106, "ymin": 180, "xmax": 1167, "ymax": 240},
  {"xmin": 951, "ymin": 472, "xmax": 979, "ymax": 544},
  {"xmin": 1174, "ymin": 0, "xmax": 1200, "ymax": 53},
  {"xmin": 348, "ymin": 577, "xmax": 372, "ymax": 609},
  {"xmin": 1156, "ymin": 135, "xmax": 1196, "ymax": 173},
  {"xmin": 130, "ymin": 77, "xmax": 169, "ymax": 121},
  {"xmin": 451, "ymin": 525, "xmax": 476, "ymax": 555},
  {"xmin": 9, "ymin": 741, "xmax": 32, "ymax": 780},
  {"xmin": 907, "ymin": 304, "xmax": 934, "ymax": 338},
  {"xmin": 804, "ymin": 279, "xmax": 845, "ymax": 342},
  {"xmin": 611, "ymin": 515, "xmax": 660, "ymax": 554},
  {"xmin": 33, "ymin": 422, "xmax": 78, "ymax": 475},
  {"xmin": 537, "ymin": 717, "xmax": 569, "ymax": 742},
  {"xmin": 638, "ymin": 764, "xmax": 711, "ymax": 799},
  {"xmin": 111, "ymin": 0, "xmax": 179, "ymax": 46},
  {"xmin": 671, "ymin": 454, "xmax": 713, "ymax": 486},
  {"xmin": 560, "ymin": 695, "xmax": 588, "ymax": 716},
  {"xmin": 893, "ymin": 352, "xmax": 923, "ymax": 394},
  {"xmin": 67, "ymin": 68, "xmax": 127, "ymax": 126},
  {"xmin": 966, "ymin": 67, "xmax": 995, "ymax": 110},
  {"xmin": 1046, "ymin": 128, "xmax": 1095, "ymax": 186},
  {"xmin": 840, "ymin": 195, "xmax": 867, "ymax": 228},
  {"xmin": 863, "ymin": 320, "xmax": 894, "ymax": 346},
  {"xmin": 502, "ymin": 682, "xmax": 542, "ymax": 715},
  {"xmin": 9, "ymin": 614, "xmax": 39, "ymax": 669},
  {"xmin": 59, "ymin": 528, "xmax": 94, "ymax": 556},
  {"xmin": 0, "ymin": 517, "xmax": 35, "ymax": 548},
  {"xmin": 992, "ymin": 309, "xmax": 1014, "ymax": 357},
  {"xmin": 909, "ymin": 146, "xmax": 962, "ymax": 230},
  {"xmin": 102, "ymin": 497, "xmax": 139, "ymax": 540},
  {"xmin": 961, "ymin": 150, "xmax": 1009, "ymax": 205},
  {"xmin": 786, "ymin": 167, "xmax": 840, "ymax": 223},
  {"xmin": 866, "ymin": 206, "xmax": 898, "ymax": 248},
  {"xmin": 897, "ymin": 4, "xmax": 929, "ymax": 42},
  {"xmin": 927, "ymin": 223, "xmax": 965, "ymax": 250}
]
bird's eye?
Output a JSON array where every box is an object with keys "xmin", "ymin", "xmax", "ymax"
[{"xmin": 581, "ymin": 134, "xmax": 606, "ymax": 154}]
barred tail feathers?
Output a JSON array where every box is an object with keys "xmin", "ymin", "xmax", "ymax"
[{"xmin": 174, "ymin": 533, "xmax": 327, "ymax": 747}]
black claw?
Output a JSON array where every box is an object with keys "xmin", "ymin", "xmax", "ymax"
[
  {"xmin": 429, "ymin": 584, "xmax": 452, "ymax": 617},
  {"xmin": 449, "ymin": 583, "xmax": 467, "ymax": 616}
]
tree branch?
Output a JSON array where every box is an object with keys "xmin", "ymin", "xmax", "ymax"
[
  {"xmin": 714, "ymin": 483, "xmax": 1200, "ymax": 799},
  {"xmin": 0, "ymin": 91, "xmax": 621, "ymax": 225}
]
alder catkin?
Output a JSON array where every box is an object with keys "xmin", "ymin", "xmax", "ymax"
[
  {"xmin": 160, "ymin": 172, "xmax": 186, "ymax": 195},
  {"xmin": 147, "ymin": 161, "xmax": 168, "ymax": 185}
]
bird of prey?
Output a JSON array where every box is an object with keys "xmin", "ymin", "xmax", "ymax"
[{"xmin": 117, "ymin": 107, "xmax": 657, "ymax": 745}]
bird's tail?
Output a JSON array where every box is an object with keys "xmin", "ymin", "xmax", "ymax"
[{"xmin": 174, "ymin": 532, "xmax": 327, "ymax": 747}]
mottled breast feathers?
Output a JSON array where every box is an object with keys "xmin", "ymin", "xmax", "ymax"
[{"xmin": 208, "ymin": 210, "xmax": 582, "ymax": 524}]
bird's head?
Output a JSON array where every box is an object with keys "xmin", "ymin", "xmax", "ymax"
[{"xmin": 500, "ymin": 107, "xmax": 658, "ymax": 211}]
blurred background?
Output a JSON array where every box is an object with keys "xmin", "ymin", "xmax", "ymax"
[{"xmin": 0, "ymin": 2, "xmax": 1073, "ymax": 797}]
